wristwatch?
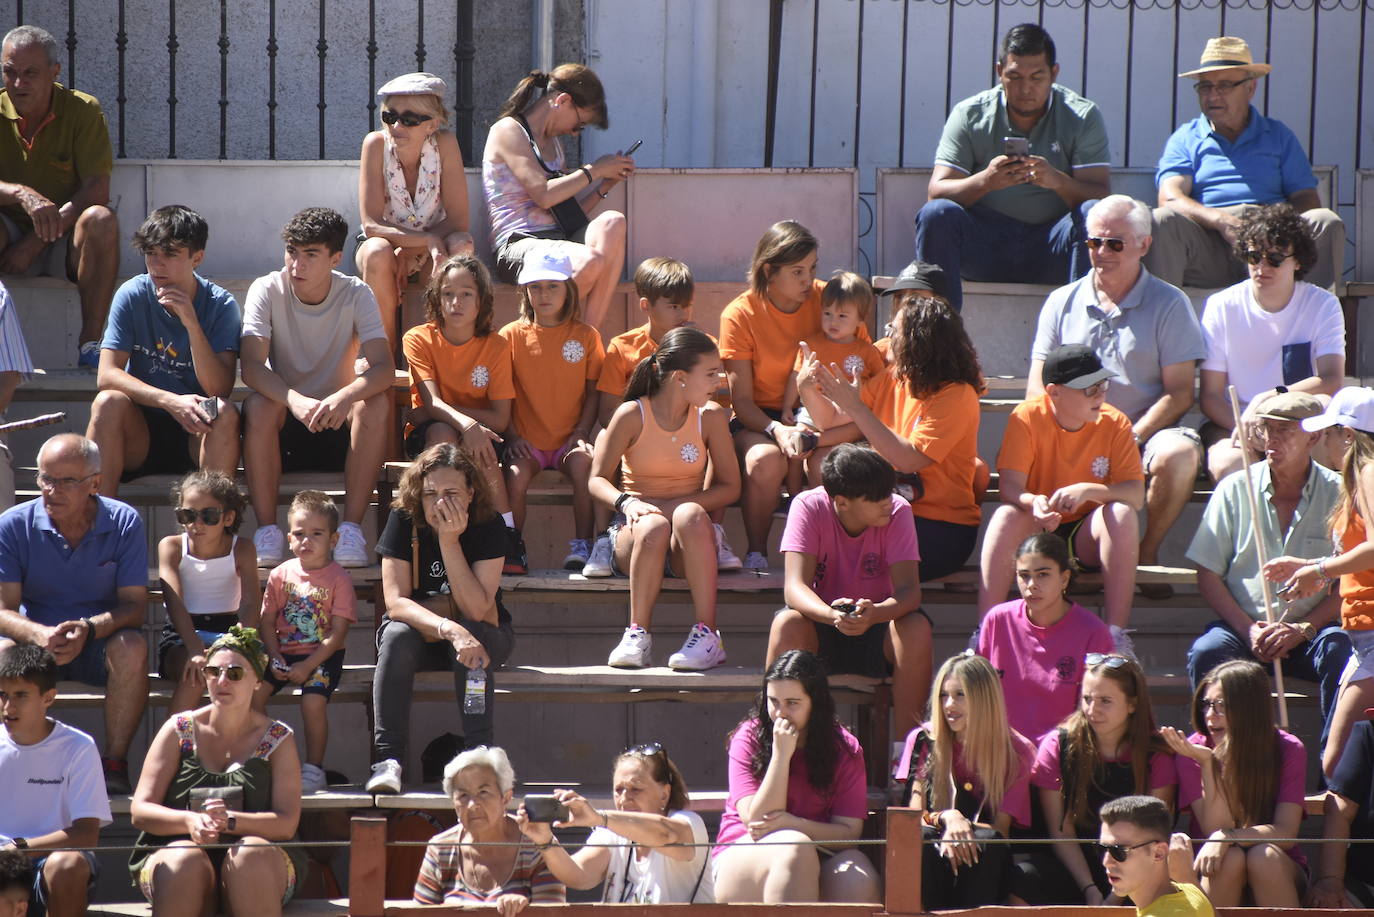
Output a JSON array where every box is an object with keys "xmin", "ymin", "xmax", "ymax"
[
  {"xmin": 1295, "ymin": 621, "xmax": 1317, "ymax": 642},
  {"xmin": 12, "ymin": 837, "xmax": 27, "ymax": 849},
  {"xmin": 227, "ymin": 815, "xmax": 237, "ymax": 833}
]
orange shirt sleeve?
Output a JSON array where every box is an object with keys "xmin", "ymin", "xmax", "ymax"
[
  {"xmin": 598, "ymin": 344, "xmax": 632, "ymax": 396},
  {"xmin": 859, "ymin": 342, "xmax": 886, "ymax": 380},
  {"xmin": 404, "ymin": 325, "xmax": 437, "ymax": 383},
  {"xmin": 484, "ymin": 335, "xmax": 516, "ymax": 402},
  {"xmin": 997, "ymin": 402, "xmax": 1039, "ymax": 477},
  {"xmin": 582, "ymin": 325, "xmax": 605, "ymax": 381},
  {"xmin": 718, "ymin": 296, "xmax": 754, "ymax": 362}
]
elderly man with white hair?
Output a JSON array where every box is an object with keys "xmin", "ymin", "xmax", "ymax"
[{"xmin": 1028, "ymin": 194, "xmax": 1205, "ymax": 590}]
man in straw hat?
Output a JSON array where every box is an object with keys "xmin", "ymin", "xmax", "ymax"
[
  {"xmin": 1146, "ymin": 37, "xmax": 1345, "ymax": 290},
  {"xmin": 1184, "ymin": 390, "xmax": 1350, "ymax": 748}
]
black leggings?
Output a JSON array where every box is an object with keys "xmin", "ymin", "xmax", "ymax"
[
  {"xmin": 921, "ymin": 824, "xmax": 1013, "ymax": 909},
  {"xmin": 914, "ymin": 517, "xmax": 979, "ymax": 582}
]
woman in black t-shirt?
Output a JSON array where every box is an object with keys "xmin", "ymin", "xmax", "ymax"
[{"xmin": 367, "ymin": 443, "xmax": 515, "ymax": 793}]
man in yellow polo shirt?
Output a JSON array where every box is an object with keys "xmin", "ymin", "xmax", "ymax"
[{"xmin": 0, "ymin": 25, "xmax": 118, "ymax": 369}]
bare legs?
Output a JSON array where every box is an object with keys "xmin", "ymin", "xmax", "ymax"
[
  {"xmin": 567, "ymin": 211, "xmax": 627, "ymax": 331},
  {"xmin": 614, "ymin": 502, "xmax": 717, "ymax": 631},
  {"xmin": 86, "ymin": 393, "xmax": 240, "ymax": 496},
  {"xmin": 713, "ymin": 833, "xmax": 880, "ymax": 903},
  {"xmin": 734, "ymin": 430, "xmax": 786, "ymax": 558}
]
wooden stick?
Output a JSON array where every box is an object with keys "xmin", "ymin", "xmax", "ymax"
[
  {"xmin": 0, "ymin": 411, "xmax": 65, "ymax": 434},
  {"xmin": 1227, "ymin": 385, "xmax": 1290, "ymax": 729}
]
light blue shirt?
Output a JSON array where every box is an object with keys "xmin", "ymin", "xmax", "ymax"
[
  {"xmin": 1156, "ymin": 106, "xmax": 1317, "ymax": 207},
  {"xmin": 102, "ymin": 273, "xmax": 240, "ymax": 396}
]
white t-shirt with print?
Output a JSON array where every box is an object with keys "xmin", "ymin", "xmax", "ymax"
[{"xmin": 0, "ymin": 719, "xmax": 112, "ymax": 840}]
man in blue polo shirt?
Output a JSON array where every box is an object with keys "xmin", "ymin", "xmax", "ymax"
[
  {"xmin": 914, "ymin": 23, "xmax": 1111, "ymax": 313},
  {"xmin": 0, "ymin": 434, "xmax": 146, "ymax": 793},
  {"xmin": 1146, "ymin": 36, "xmax": 1345, "ymax": 290}
]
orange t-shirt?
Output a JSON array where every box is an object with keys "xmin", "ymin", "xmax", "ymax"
[
  {"xmin": 1337, "ymin": 514, "xmax": 1374, "ymax": 630},
  {"xmin": 862, "ymin": 372, "xmax": 982, "ymax": 527},
  {"xmin": 794, "ymin": 334, "xmax": 886, "ymax": 382},
  {"xmin": 403, "ymin": 324, "xmax": 515, "ymax": 413},
  {"xmin": 499, "ymin": 318, "xmax": 605, "ymax": 451},
  {"xmin": 598, "ymin": 325, "xmax": 657, "ymax": 397},
  {"xmin": 718, "ymin": 279, "xmax": 870, "ymax": 412},
  {"xmin": 996, "ymin": 393, "xmax": 1143, "ymax": 524}
]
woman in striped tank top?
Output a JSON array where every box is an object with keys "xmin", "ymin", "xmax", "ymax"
[{"xmin": 590, "ymin": 327, "xmax": 741, "ymax": 671}]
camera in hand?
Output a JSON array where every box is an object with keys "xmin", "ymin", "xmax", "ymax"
[{"xmin": 523, "ymin": 794, "xmax": 570, "ymax": 823}]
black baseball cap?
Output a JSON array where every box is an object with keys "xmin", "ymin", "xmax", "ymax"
[
  {"xmin": 1043, "ymin": 344, "xmax": 1114, "ymax": 389},
  {"xmin": 881, "ymin": 261, "xmax": 947, "ymax": 299}
]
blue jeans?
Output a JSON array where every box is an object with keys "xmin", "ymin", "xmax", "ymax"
[
  {"xmin": 1187, "ymin": 619, "xmax": 1351, "ymax": 749},
  {"xmin": 913, "ymin": 199, "xmax": 1094, "ymax": 312}
]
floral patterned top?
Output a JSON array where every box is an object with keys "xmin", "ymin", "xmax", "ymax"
[
  {"xmin": 482, "ymin": 128, "xmax": 563, "ymax": 249},
  {"xmin": 383, "ymin": 133, "xmax": 446, "ymax": 230}
]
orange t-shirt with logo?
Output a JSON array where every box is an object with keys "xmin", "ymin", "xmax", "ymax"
[
  {"xmin": 403, "ymin": 323, "xmax": 515, "ymax": 413},
  {"xmin": 794, "ymin": 334, "xmax": 886, "ymax": 382},
  {"xmin": 719, "ymin": 279, "xmax": 870, "ymax": 412},
  {"xmin": 996, "ymin": 393, "xmax": 1143, "ymax": 524},
  {"xmin": 1337, "ymin": 513, "xmax": 1374, "ymax": 630},
  {"xmin": 597, "ymin": 325, "xmax": 657, "ymax": 398},
  {"xmin": 862, "ymin": 371, "xmax": 982, "ymax": 527},
  {"xmin": 499, "ymin": 318, "xmax": 605, "ymax": 451}
]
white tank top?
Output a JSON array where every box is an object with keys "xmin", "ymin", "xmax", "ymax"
[{"xmin": 178, "ymin": 533, "xmax": 241, "ymax": 616}]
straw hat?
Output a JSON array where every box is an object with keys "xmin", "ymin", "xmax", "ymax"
[{"xmin": 1178, "ymin": 37, "xmax": 1271, "ymax": 79}]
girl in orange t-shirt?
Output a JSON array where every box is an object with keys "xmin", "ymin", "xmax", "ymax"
[
  {"xmin": 499, "ymin": 252, "xmax": 604, "ymax": 571},
  {"xmin": 403, "ymin": 256, "xmax": 515, "ymax": 541},
  {"xmin": 590, "ymin": 327, "xmax": 740, "ymax": 670},
  {"xmin": 718, "ymin": 221, "xmax": 831, "ymax": 570}
]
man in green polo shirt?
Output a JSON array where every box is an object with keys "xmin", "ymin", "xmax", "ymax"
[
  {"xmin": 915, "ymin": 23, "xmax": 1111, "ymax": 313},
  {"xmin": 0, "ymin": 25, "xmax": 118, "ymax": 370}
]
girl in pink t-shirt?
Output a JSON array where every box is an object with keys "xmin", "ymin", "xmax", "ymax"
[
  {"xmin": 1161, "ymin": 660, "xmax": 1307, "ymax": 907},
  {"xmin": 893, "ymin": 653, "xmax": 1036, "ymax": 909},
  {"xmin": 977, "ymin": 533, "xmax": 1113, "ymax": 742},
  {"xmin": 712, "ymin": 650, "xmax": 876, "ymax": 903},
  {"xmin": 1021, "ymin": 654, "xmax": 1176, "ymax": 905}
]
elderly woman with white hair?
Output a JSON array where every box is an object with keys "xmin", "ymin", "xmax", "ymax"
[
  {"xmin": 356, "ymin": 72, "xmax": 474, "ymax": 351},
  {"xmin": 413, "ymin": 746, "xmax": 565, "ymax": 914}
]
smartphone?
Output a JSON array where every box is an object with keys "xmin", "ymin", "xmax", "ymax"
[
  {"xmin": 624, "ymin": 139, "xmax": 643, "ymax": 156},
  {"xmin": 1002, "ymin": 136, "xmax": 1030, "ymax": 159},
  {"xmin": 834, "ymin": 601, "xmax": 859, "ymax": 618},
  {"xmin": 199, "ymin": 397, "xmax": 220, "ymax": 421},
  {"xmin": 523, "ymin": 793, "xmax": 571, "ymax": 824}
]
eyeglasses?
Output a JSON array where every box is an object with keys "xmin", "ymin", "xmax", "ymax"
[
  {"xmin": 1194, "ymin": 77, "xmax": 1251, "ymax": 95},
  {"xmin": 1201, "ymin": 698, "xmax": 1227, "ymax": 714},
  {"xmin": 175, "ymin": 507, "xmax": 224, "ymax": 526},
  {"xmin": 35, "ymin": 472, "xmax": 97, "ymax": 492},
  {"xmin": 1085, "ymin": 653, "xmax": 1131, "ymax": 669},
  {"xmin": 1082, "ymin": 380, "xmax": 1110, "ymax": 398},
  {"xmin": 1085, "ymin": 237, "xmax": 1126, "ymax": 252},
  {"xmin": 381, "ymin": 109, "xmax": 433, "ymax": 127},
  {"xmin": 1244, "ymin": 249, "xmax": 1292, "ymax": 268},
  {"xmin": 1255, "ymin": 421, "xmax": 1302, "ymax": 440},
  {"xmin": 201, "ymin": 664, "xmax": 247, "ymax": 682},
  {"xmin": 1096, "ymin": 839, "xmax": 1159, "ymax": 862}
]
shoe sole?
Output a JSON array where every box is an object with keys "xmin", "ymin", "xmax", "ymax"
[
  {"xmin": 669, "ymin": 655, "xmax": 726, "ymax": 671},
  {"xmin": 717, "ymin": 561, "xmax": 743, "ymax": 571},
  {"xmin": 504, "ymin": 564, "xmax": 528, "ymax": 575},
  {"xmin": 563, "ymin": 560, "xmax": 588, "ymax": 570},
  {"xmin": 582, "ymin": 567, "xmax": 613, "ymax": 577},
  {"xmin": 607, "ymin": 657, "xmax": 650, "ymax": 669},
  {"xmin": 366, "ymin": 780, "xmax": 401, "ymax": 794}
]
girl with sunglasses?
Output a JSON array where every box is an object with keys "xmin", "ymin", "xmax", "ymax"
[
  {"xmin": 130, "ymin": 626, "xmax": 306, "ymax": 917},
  {"xmin": 516, "ymin": 744, "xmax": 713, "ymax": 903},
  {"xmin": 156, "ymin": 470, "xmax": 261, "ymax": 714},
  {"xmin": 894, "ymin": 652, "xmax": 1036, "ymax": 909},
  {"xmin": 1161, "ymin": 659, "xmax": 1308, "ymax": 907},
  {"xmin": 1017, "ymin": 653, "xmax": 1175, "ymax": 904},
  {"xmin": 356, "ymin": 72, "xmax": 475, "ymax": 353},
  {"xmin": 713, "ymin": 650, "xmax": 878, "ymax": 903}
]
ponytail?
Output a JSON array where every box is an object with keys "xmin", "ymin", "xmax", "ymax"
[
  {"xmin": 497, "ymin": 64, "xmax": 608, "ymax": 128},
  {"xmin": 622, "ymin": 326, "xmax": 717, "ymax": 402},
  {"xmin": 497, "ymin": 69, "xmax": 551, "ymax": 121}
]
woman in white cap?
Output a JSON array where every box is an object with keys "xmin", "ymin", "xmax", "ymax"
[
  {"xmin": 357, "ymin": 72, "xmax": 474, "ymax": 352},
  {"xmin": 483, "ymin": 65, "xmax": 635, "ymax": 330},
  {"xmin": 1265, "ymin": 385, "xmax": 1374, "ymax": 778}
]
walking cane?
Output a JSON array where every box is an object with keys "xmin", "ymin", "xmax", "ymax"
[{"xmin": 1227, "ymin": 386, "xmax": 1290, "ymax": 729}]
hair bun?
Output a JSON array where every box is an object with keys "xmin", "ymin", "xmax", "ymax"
[{"xmin": 529, "ymin": 69, "xmax": 549, "ymax": 88}]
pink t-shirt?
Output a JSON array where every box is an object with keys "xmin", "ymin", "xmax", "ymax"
[
  {"xmin": 714, "ymin": 720, "xmax": 868, "ymax": 855},
  {"xmin": 1030, "ymin": 729, "xmax": 1178, "ymax": 792},
  {"xmin": 778, "ymin": 487, "xmax": 918, "ymax": 604},
  {"xmin": 894, "ymin": 724, "xmax": 1038, "ymax": 829},
  {"xmin": 1175, "ymin": 729, "xmax": 1307, "ymax": 868},
  {"xmin": 260, "ymin": 559, "xmax": 357, "ymax": 655},
  {"xmin": 977, "ymin": 600, "xmax": 1113, "ymax": 743}
]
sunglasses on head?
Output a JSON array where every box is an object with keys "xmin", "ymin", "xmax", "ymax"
[
  {"xmin": 625, "ymin": 741, "xmax": 665, "ymax": 757},
  {"xmin": 1085, "ymin": 653, "xmax": 1131, "ymax": 669},
  {"xmin": 175, "ymin": 507, "xmax": 223, "ymax": 526},
  {"xmin": 1096, "ymin": 839, "xmax": 1158, "ymax": 862},
  {"xmin": 1085, "ymin": 236, "xmax": 1126, "ymax": 252},
  {"xmin": 381, "ymin": 109, "xmax": 433, "ymax": 127},
  {"xmin": 1244, "ymin": 249, "xmax": 1291, "ymax": 268},
  {"xmin": 202, "ymin": 664, "xmax": 247, "ymax": 682}
]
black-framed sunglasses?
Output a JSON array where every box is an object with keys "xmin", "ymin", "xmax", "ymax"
[
  {"xmin": 381, "ymin": 109, "xmax": 433, "ymax": 127},
  {"xmin": 1096, "ymin": 839, "xmax": 1159, "ymax": 862},
  {"xmin": 1243, "ymin": 249, "xmax": 1292, "ymax": 268},
  {"xmin": 202, "ymin": 664, "xmax": 247, "ymax": 682},
  {"xmin": 1085, "ymin": 653, "xmax": 1132, "ymax": 669},
  {"xmin": 175, "ymin": 507, "xmax": 224, "ymax": 526},
  {"xmin": 1084, "ymin": 236, "xmax": 1126, "ymax": 252}
]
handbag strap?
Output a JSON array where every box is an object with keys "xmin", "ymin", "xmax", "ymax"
[{"xmin": 512, "ymin": 113, "xmax": 563, "ymax": 178}]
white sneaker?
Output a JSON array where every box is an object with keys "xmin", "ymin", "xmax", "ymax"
[
  {"xmin": 365, "ymin": 758, "xmax": 402, "ymax": 794},
  {"xmin": 668, "ymin": 623, "xmax": 726, "ymax": 671},
  {"xmin": 334, "ymin": 521, "xmax": 370, "ymax": 567},
  {"xmin": 582, "ymin": 535, "xmax": 614, "ymax": 577},
  {"xmin": 301, "ymin": 762, "xmax": 328, "ymax": 794},
  {"xmin": 608, "ymin": 626, "xmax": 652, "ymax": 668},
  {"xmin": 743, "ymin": 551, "xmax": 769, "ymax": 571},
  {"xmin": 714, "ymin": 524, "xmax": 742, "ymax": 571},
  {"xmin": 253, "ymin": 525, "xmax": 285, "ymax": 567},
  {"xmin": 1110, "ymin": 625, "xmax": 1137, "ymax": 659},
  {"xmin": 564, "ymin": 538, "xmax": 591, "ymax": 571}
]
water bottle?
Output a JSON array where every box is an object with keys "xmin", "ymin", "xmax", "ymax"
[{"xmin": 463, "ymin": 667, "xmax": 486, "ymax": 715}]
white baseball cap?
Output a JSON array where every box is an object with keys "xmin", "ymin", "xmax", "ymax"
[
  {"xmin": 517, "ymin": 251, "xmax": 574, "ymax": 285},
  {"xmin": 1301, "ymin": 386, "xmax": 1374, "ymax": 435}
]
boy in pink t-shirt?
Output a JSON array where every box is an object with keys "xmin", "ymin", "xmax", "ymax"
[
  {"xmin": 259, "ymin": 491, "xmax": 356, "ymax": 793},
  {"xmin": 770, "ymin": 444, "xmax": 930, "ymax": 735}
]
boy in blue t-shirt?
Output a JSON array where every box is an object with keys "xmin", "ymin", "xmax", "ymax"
[{"xmin": 85, "ymin": 205, "xmax": 241, "ymax": 493}]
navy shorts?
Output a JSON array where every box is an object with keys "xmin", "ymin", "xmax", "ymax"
[
  {"xmin": 30, "ymin": 851, "xmax": 100, "ymax": 917},
  {"xmin": 279, "ymin": 413, "xmax": 349, "ymax": 473},
  {"xmin": 265, "ymin": 648, "xmax": 346, "ymax": 698},
  {"xmin": 54, "ymin": 632, "xmax": 112, "ymax": 687},
  {"xmin": 121, "ymin": 405, "xmax": 196, "ymax": 481}
]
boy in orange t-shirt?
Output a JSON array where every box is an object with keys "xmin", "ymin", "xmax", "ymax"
[{"xmin": 980, "ymin": 344, "xmax": 1144, "ymax": 653}]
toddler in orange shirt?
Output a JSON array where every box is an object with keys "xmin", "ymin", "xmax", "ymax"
[{"xmin": 498, "ymin": 252, "xmax": 604, "ymax": 571}]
